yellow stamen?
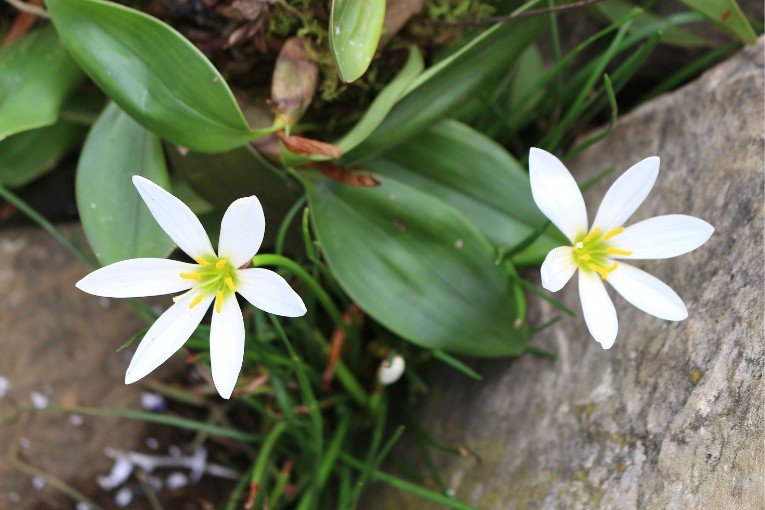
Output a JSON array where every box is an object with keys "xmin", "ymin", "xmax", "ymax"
[
  {"xmin": 224, "ymin": 277, "xmax": 236, "ymax": 292},
  {"xmin": 582, "ymin": 228, "xmax": 601, "ymax": 243},
  {"xmin": 605, "ymin": 247, "xmax": 633, "ymax": 256},
  {"xmin": 180, "ymin": 272, "xmax": 202, "ymax": 280},
  {"xmin": 578, "ymin": 253, "xmax": 591, "ymax": 261},
  {"xmin": 215, "ymin": 291, "xmax": 224, "ymax": 313},
  {"xmin": 603, "ymin": 227, "xmax": 625, "ymax": 240},
  {"xmin": 195, "ymin": 257, "xmax": 209, "ymax": 267},
  {"xmin": 587, "ymin": 263, "xmax": 608, "ymax": 278},
  {"xmin": 215, "ymin": 259, "xmax": 228, "ymax": 269},
  {"xmin": 189, "ymin": 294, "xmax": 204, "ymax": 309}
]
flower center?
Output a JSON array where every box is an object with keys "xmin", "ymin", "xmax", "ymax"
[
  {"xmin": 177, "ymin": 256, "xmax": 238, "ymax": 312},
  {"xmin": 572, "ymin": 227, "xmax": 632, "ymax": 279}
]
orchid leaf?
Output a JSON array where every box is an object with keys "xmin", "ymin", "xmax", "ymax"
[
  {"xmin": 677, "ymin": 0, "xmax": 757, "ymax": 43},
  {"xmin": 329, "ymin": 0, "xmax": 386, "ymax": 82},
  {"xmin": 76, "ymin": 103, "xmax": 175, "ymax": 265}
]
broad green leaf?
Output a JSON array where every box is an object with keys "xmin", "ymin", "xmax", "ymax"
[
  {"xmin": 76, "ymin": 103, "xmax": 175, "ymax": 264},
  {"xmin": 345, "ymin": 17, "xmax": 544, "ymax": 163},
  {"xmin": 368, "ymin": 120, "xmax": 565, "ymax": 265},
  {"xmin": 336, "ymin": 46, "xmax": 424, "ymax": 152},
  {"xmin": 167, "ymin": 145, "xmax": 302, "ymax": 244},
  {"xmin": 329, "ymin": 0, "xmax": 386, "ymax": 83},
  {"xmin": 303, "ymin": 171, "xmax": 527, "ymax": 356},
  {"xmin": 504, "ymin": 44, "xmax": 545, "ymax": 133},
  {"xmin": 46, "ymin": 0, "xmax": 262, "ymax": 153},
  {"xmin": 677, "ymin": 0, "xmax": 757, "ymax": 43},
  {"xmin": 0, "ymin": 121, "xmax": 85, "ymax": 187},
  {"xmin": 593, "ymin": 0, "xmax": 710, "ymax": 47},
  {"xmin": 0, "ymin": 27, "xmax": 84, "ymax": 140}
]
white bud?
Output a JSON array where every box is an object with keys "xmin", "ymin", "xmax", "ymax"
[{"xmin": 377, "ymin": 355, "xmax": 405, "ymax": 386}]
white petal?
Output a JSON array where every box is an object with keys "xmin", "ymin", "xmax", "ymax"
[
  {"xmin": 607, "ymin": 263, "xmax": 687, "ymax": 321},
  {"xmin": 132, "ymin": 176, "xmax": 215, "ymax": 260},
  {"xmin": 209, "ymin": 294, "xmax": 245, "ymax": 399},
  {"xmin": 592, "ymin": 156, "xmax": 659, "ymax": 231},
  {"xmin": 236, "ymin": 268, "xmax": 307, "ymax": 317},
  {"xmin": 125, "ymin": 292, "xmax": 213, "ymax": 384},
  {"xmin": 540, "ymin": 246, "xmax": 577, "ymax": 292},
  {"xmin": 529, "ymin": 147, "xmax": 588, "ymax": 242},
  {"xmin": 377, "ymin": 355, "xmax": 405, "ymax": 386},
  {"xmin": 218, "ymin": 196, "xmax": 266, "ymax": 268},
  {"xmin": 578, "ymin": 269, "xmax": 618, "ymax": 349},
  {"xmin": 76, "ymin": 258, "xmax": 198, "ymax": 298},
  {"xmin": 610, "ymin": 214, "xmax": 714, "ymax": 260}
]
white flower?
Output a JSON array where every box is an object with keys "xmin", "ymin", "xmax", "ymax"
[
  {"xmin": 76, "ymin": 176, "xmax": 306, "ymax": 398},
  {"xmin": 529, "ymin": 148, "xmax": 714, "ymax": 349},
  {"xmin": 377, "ymin": 355, "xmax": 405, "ymax": 385}
]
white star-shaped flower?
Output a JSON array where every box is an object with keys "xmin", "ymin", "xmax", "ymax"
[
  {"xmin": 76, "ymin": 176, "xmax": 306, "ymax": 398},
  {"xmin": 529, "ymin": 148, "xmax": 714, "ymax": 349}
]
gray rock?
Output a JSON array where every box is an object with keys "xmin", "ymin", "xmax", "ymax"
[{"xmin": 366, "ymin": 37, "xmax": 764, "ymax": 510}]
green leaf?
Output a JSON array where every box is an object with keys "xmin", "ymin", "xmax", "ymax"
[
  {"xmin": 329, "ymin": 0, "xmax": 386, "ymax": 83},
  {"xmin": 592, "ymin": 0, "xmax": 710, "ymax": 48},
  {"xmin": 505, "ymin": 44, "xmax": 545, "ymax": 133},
  {"xmin": 303, "ymin": 171, "xmax": 527, "ymax": 356},
  {"xmin": 344, "ymin": 17, "xmax": 544, "ymax": 162},
  {"xmin": 336, "ymin": 46, "xmax": 424, "ymax": 152},
  {"xmin": 677, "ymin": 0, "xmax": 757, "ymax": 43},
  {"xmin": 367, "ymin": 120, "xmax": 565, "ymax": 265},
  {"xmin": 167, "ymin": 145, "xmax": 302, "ymax": 244},
  {"xmin": 0, "ymin": 121, "xmax": 85, "ymax": 187},
  {"xmin": 0, "ymin": 27, "xmax": 84, "ymax": 140},
  {"xmin": 76, "ymin": 103, "xmax": 175, "ymax": 265},
  {"xmin": 46, "ymin": 0, "xmax": 263, "ymax": 153}
]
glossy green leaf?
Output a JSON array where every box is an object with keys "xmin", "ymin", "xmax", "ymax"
[
  {"xmin": 505, "ymin": 44, "xmax": 545, "ymax": 133},
  {"xmin": 76, "ymin": 103, "xmax": 175, "ymax": 265},
  {"xmin": 303, "ymin": 171, "xmax": 527, "ymax": 356},
  {"xmin": 168, "ymin": 145, "xmax": 302, "ymax": 244},
  {"xmin": 367, "ymin": 120, "xmax": 564, "ymax": 265},
  {"xmin": 677, "ymin": 0, "xmax": 757, "ymax": 43},
  {"xmin": 336, "ymin": 46, "xmax": 424, "ymax": 152},
  {"xmin": 0, "ymin": 27, "xmax": 84, "ymax": 140},
  {"xmin": 593, "ymin": 0, "xmax": 710, "ymax": 47},
  {"xmin": 345, "ymin": 17, "xmax": 544, "ymax": 163},
  {"xmin": 0, "ymin": 121, "xmax": 85, "ymax": 187},
  {"xmin": 329, "ymin": 0, "xmax": 386, "ymax": 83},
  {"xmin": 46, "ymin": 0, "xmax": 262, "ymax": 153}
]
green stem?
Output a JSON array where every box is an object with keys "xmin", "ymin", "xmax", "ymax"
[{"xmin": 250, "ymin": 421, "xmax": 288, "ymax": 505}]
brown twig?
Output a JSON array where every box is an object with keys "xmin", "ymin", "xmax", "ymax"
[{"xmin": 445, "ymin": 0, "xmax": 607, "ymax": 26}]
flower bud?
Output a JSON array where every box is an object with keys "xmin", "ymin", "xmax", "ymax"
[
  {"xmin": 377, "ymin": 355, "xmax": 405, "ymax": 386},
  {"xmin": 271, "ymin": 38, "xmax": 318, "ymax": 128}
]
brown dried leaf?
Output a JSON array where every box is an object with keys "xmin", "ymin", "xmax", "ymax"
[{"xmin": 300, "ymin": 161, "xmax": 381, "ymax": 187}]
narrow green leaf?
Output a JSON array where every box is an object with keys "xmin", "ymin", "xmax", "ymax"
[
  {"xmin": 329, "ymin": 0, "xmax": 386, "ymax": 82},
  {"xmin": 336, "ymin": 46, "xmax": 424, "ymax": 152},
  {"xmin": 76, "ymin": 102, "xmax": 175, "ymax": 265},
  {"xmin": 345, "ymin": 17, "xmax": 544, "ymax": 162},
  {"xmin": 0, "ymin": 27, "xmax": 84, "ymax": 140},
  {"xmin": 303, "ymin": 171, "xmax": 528, "ymax": 356},
  {"xmin": 677, "ymin": 0, "xmax": 757, "ymax": 43},
  {"xmin": 367, "ymin": 120, "xmax": 565, "ymax": 265},
  {"xmin": 46, "ymin": 0, "xmax": 263, "ymax": 152},
  {"xmin": 0, "ymin": 120, "xmax": 85, "ymax": 187}
]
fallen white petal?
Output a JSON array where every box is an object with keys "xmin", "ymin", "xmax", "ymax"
[
  {"xmin": 540, "ymin": 246, "xmax": 577, "ymax": 292},
  {"xmin": 610, "ymin": 214, "xmax": 714, "ymax": 260},
  {"xmin": 237, "ymin": 268, "xmax": 307, "ymax": 317},
  {"xmin": 132, "ymin": 176, "xmax": 215, "ymax": 260},
  {"xmin": 377, "ymin": 355, "xmax": 405, "ymax": 385},
  {"xmin": 218, "ymin": 196, "xmax": 266, "ymax": 268},
  {"xmin": 209, "ymin": 294, "xmax": 245, "ymax": 399},
  {"xmin": 125, "ymin": 292, "xmax": 213, "ymax": 384},
  {"xmin": 529, "ymin": 147, "xmax": 588, "ymax": 242},
  {"xmin": 578, "ymin": 269, "xmax": 618, "ymax": 349},
  {"xmin": 76, "ymin": 258, "xmax": 198, "ymax": 298},
  {"xmin": 592, "ymin": 156, "xmax": 659, "ymax": 231},
  {"xmin": 607, "ymin": 263, "xmax": 687, "ymax": 321}
]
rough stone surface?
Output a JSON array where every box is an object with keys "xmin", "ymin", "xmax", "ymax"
[
  {"xmin": 0, "ymin": 226, "xmax": 173, "ymax": 508},
  {"xmin": 366, "ymin": 38, "xmax": 764, "ymax": 510}
]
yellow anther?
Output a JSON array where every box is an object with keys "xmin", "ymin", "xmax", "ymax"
[
  {"xmin": 215, "ymin": 291, "xmax": 224, "ymax": 313},
  {"xmin": 603, "ymin": 227, "xmax": 625, "ymax": 240},
  {"xmin": 189, "ymin": 294, "xmax": 205, "ymax": 309},
  {"xmin": 607, "ymin": 261, "xmax": 619, "ymax": 272},
  {"xmin": 224, "ymin": 277, "xmax": 236, "ymax": 292},
  {"xmin": 180, "ymin": 272, "xmax": 202, "ymax": 280},
  {"xmin": 215, "ymin": 259, "xmax": 228, "ymax": 270},
  {"xmin": 582, "ymin": 228, "xmax": 601, "ymax": 244},
  {"xmin": 578, "ymin": 253, "xmax": 591, "ymax": 261},
  {"xmin": 587, "ymin": 263, "xmax": 608, "ymax": 278},
  {"xmin": 605, "ymin": 247, "xmax": 633, "ymax": 256},
  {"xmin": 195, "ymin": 257, "xmax": 209, "ymax": 267}
]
